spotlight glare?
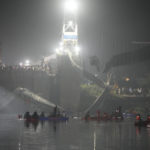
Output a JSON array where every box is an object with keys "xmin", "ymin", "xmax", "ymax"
[
  {"xmin": 69, "ymin": 21, "xmax": 73, "ymax": 26},
  {"xmin": 74, "ymin": 46, "xmax": 80, "ymax": 55},
  {"xmin": 25, "ymin": 60, "xmax": 30, "ymax": 66},
  {"xmin": 64, "ymin": 0, "xmax": 78, "ymax": 13},
  {"xmin": 19, "ymin": 62, "xmax": 23, "ymax": 66}
]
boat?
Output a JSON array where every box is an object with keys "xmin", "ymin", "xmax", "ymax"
[
  {"xmin": 147, "ymin": 123, "xmax": 150, "ymax": 128},
  {"xmin": 123, "ymin": 113, "xmax": 136, "ymax": 119},
  {"xmin": 134, "ymin": 120, "xmax": 146, "ymax": 126},
  {"xmin": 134, "ymin": 115, "xmax": 150, "ymax": 127},
  {"xmin": 24, "ymin": 116, "xmax": 69, "ymax": 122},
  {"xmin": 111, "ymin": 116, "xmax": 123, "ymax": 121},
  {"xmin": 82, "ymin": 116, "xmax": 100, "ymax": 121},
  {"xmin": 82, "ymin": 113, "xmax": 122, "ymax": 121}
]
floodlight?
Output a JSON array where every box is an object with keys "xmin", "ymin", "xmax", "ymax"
[
  {"xmin": 55, "ymin": 48, "xmax": 60, "ymax": 54},
  {"xmin": 64, "ymin": 0, "xmax": 78, "ymax": 13},
  {"xmin": 69, "ymin": 21, "xmax": 73, "ymax": 26},
  {"xmin": 19, "ymin": 62, "xmax": 23, "ymax": 66},
  {"xmin": 125, "ymin": 77, "xmax": 130, "ymax": 82},
  {"xmin": 59, "ymin": 42, "xmax": 63, "ymax": 46},
  {"xmin": 74, "ymin": 46, "xmax": 80, "ymax": 55},
  {"xmin": 25, "ymin": 60, "xmax": 30, "ymax": 66},
  {"xmin": 25, "ymin": 60, "xmax": 30, "ymax": 64}
]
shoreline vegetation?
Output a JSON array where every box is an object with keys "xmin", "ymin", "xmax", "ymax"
[{"xmin": 80, "ymin": 83, "xmax": 150, "ymax": 115}]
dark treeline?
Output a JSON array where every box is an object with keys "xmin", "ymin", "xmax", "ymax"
[{"xmin": 104, "ymin": 46, "xmax": 150, "ymax": 72}]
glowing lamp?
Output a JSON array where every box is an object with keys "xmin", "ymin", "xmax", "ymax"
[
  {"xmin": 68, "ymin": 21, "xmax": 73, "ymax": 26},
  {"xmin": 19, "ymin": 62, "xmax": 23, "ymax": 66},
  {"xmin": 64, "ymin": 0, "xmax": 78, "ymax": 13},
  {"xmin": 25, "ymin": 60, "xmax": 30, "ymax": 66},
  {"xmin": 74, "ymin": 46, "xmax": 80, "ymax": 55},
  {"xmin": 125, "ymin": 77, "xmax": 130, "ymax": 82}
]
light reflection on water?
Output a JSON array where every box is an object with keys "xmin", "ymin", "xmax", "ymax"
[{"xmin": 0, "ymin": 115, "xmax": 150, "ymax": 150}]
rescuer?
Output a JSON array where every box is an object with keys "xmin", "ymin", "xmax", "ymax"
[
  {"xmin": 85, "ymin": 111, "xmax": 90, "ymax": 120},
  {"xmin": 40, "ymin": 111, "xmax": 45, "ymax": 118},
  {"xmin": 147, "ymin": 115, "xmax": 150, "ymax": 122},
  {"xmin": 24, "ymin": 112, "xmax": 31, "ymax": 120},
  {"xmin": 32, "ymin": 111, "xmax": 39, "ymax": 119}
]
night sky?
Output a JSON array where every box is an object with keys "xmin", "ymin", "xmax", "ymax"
[{"xmin": 0, "ymin": 0, "xmax": 150, "ymax": 65}]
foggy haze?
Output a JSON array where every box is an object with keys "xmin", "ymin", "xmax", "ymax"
[{"xmin": 0, "ymin": 0, "xmax": 150, "ymax": 65}]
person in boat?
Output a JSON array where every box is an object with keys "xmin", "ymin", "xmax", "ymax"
[
  {"xmin": 52, "ymin": 106, "xmax": 58, "ymax": 117},
  {"xmin": 102, "ymin": 112, "xmax": 109, "ymax": 120},
  {"xmin": 96, "ymin": 110, "xmax": 100, "ymax": 120},
  {"xmin": 40, "ymin": 112, "xmax": 45, "ymax": 118},
  {"xmin": 146, "ymin": 115, "xmax": 150, "ymax": 123},
  {"xmin": 32, "ymin": 111, "xmax": 39, "ymax": 120},
  {"xmin": 85, "ymin": 111, "xmax": 90, "ymax": 120},
  {"xmin": 24, "ymin": 112, "xmax": 31, "ymax": 120},
  {"xmin": 134, "ymin": 114, "xmax": 144, "ymax": 126},
  {"xmin": 136, "ymin": 114, "xmax": 141, "ymax": 121},
  {"xmin": 115, "ymin": 106, "xmax": 123, "ymax": 119},
  {"xmin": 62, "ymin": 111, "xmax": 67, "ymax": 117},
  {"xmin": 18, "ymin": 114, "xmax": 22, "ymax": 119},
  {"xmin": 57, "ymin": 110, "xmax": 61, "ymax": 117}
]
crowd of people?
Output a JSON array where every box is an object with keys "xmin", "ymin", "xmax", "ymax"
[
  {"xmin": 84, "ymin": 106, "xmax": 123, "ymax": 121},
  {"xmin": 0, "ymin": 64, "xmax": 53, "ymax": 75},
  {"xmin": 22, "ymin": 106, "xmax": 66, "ymax": 121},
  {"xmin": 0, "ymin": 59, "xmax": 57, "ymax": 76},
  {"xmin": 135, "ymin": 114, "xmax": 150, "ymax": 126},
  {"xmin": 116, "ymin": 87, "xmax": 149, "ymax": 97}
]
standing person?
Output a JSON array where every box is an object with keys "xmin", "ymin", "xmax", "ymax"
[
  {"xmin": 136, "ymin": 114, "xmax": 141, "ymax": 121},
  {"xmin": 53, "ymin": 106, "xmax": 57, "ymax": 117},
  {"xmin": 147, "ymin": 115, "xmax": 150, "ymax": 122},
  {"xmin": 85, "ymin": 111, "xmax": 90, "ymax": 120},
  {"xmin": 32, "ymin": 111, "xmax": 39, "ymax": 120},
  {"xmin": 96, "ymin": 110, "xmax": 100, "ymax": 120},
  {"xmin": 40, "ymin": 112, "xmax": 45, "ymax": 118},
  {"xmin": 24, "ymin": 112, "xmax": 31, "ymax": 120}
]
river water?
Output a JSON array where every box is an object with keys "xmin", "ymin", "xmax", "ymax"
[{"xmin": 0, "ymin": 115, "xmax": 150, "ymax": 150}]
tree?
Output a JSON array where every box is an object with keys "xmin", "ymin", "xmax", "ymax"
[{"xmin": 89, "ymin": 56, "xmax": 100, "ymax": 72}]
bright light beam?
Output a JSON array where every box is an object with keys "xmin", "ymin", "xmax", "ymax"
[
  {"xmin": 26, "ymin": 60, "xmax": 30, "ymax": 64},
  {"xmin": 64, "ymin": 0, "xmax": 78, "ymax": 13},
  {"xmin": 55, "ymin": 48, "xmax": 60, "ymax": 54},
  {"xmin": 74, "ymin": 46, "xmax": 80, "ymax": 55},
  {"xmin": 25, "ymin": 60, "xmax": 30, "ymax": 66}
]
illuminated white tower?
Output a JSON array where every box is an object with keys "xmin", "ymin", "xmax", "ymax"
[{"xmin": 62, "ymin": 0, "xmax": 80, "ymax": 56}]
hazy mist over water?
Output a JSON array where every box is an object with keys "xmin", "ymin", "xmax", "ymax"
[
  {"xmin": 0, "ymin": 116, "xmax": 150, "ymax": 150},
  {"xmin": 0, "ymin": 87, "xmax": 17, "ymax": 111}
]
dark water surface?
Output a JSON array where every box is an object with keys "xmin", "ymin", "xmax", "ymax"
[{"xmin": 0, "ymin": 115, "xmax": 150, "ymax": 150}]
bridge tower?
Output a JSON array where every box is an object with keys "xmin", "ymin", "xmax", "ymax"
[
  {"xmin": 56, "ymin": 0, "xmax": 82, "ymax": 113},
  {"xmin": 62, "ymin": 0, "xmax": 78, "ymax": 54}
]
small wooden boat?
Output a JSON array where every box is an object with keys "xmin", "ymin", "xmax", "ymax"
[
  {"xmin": 134, "ymin": 114, "xmax": 150, "ymax": 127},
  {"xmin": 134, "ymin": 120, "xmax": 150, "ymax": 127},
  {"xmin": 134, "ymin": 120, "xmax": 146, "ymax": 126},
  {"xmin": 82, "ymin": 116, "xmax": 100, "ymax": 121}
]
